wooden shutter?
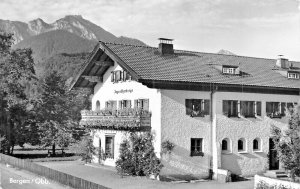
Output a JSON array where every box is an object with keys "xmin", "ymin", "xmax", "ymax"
[
  {"xmin": 223, "ymin": 100, "xmax": 229, "ymax": 115},
  {"xmin": 185, "ymin": 99, "xmax": 193, "ymax": 115},
  {"xmin": 143, "ymin": 99, "xmax": 149, "ymax": 111},
  {"xmin": 256, "ymin": 101, "xmax": 261, "ymax": 116},
  {"xmin": 111, "ymin": 72, "xmax": 115, "ymax": 82},
  {"xmin": 127, "ymin": 100, "xmax": 131, "ymax": 108},
  {"xmin": 119, "ymin": 100, "xmax": 122, "ymax": 109},
  {"xmin": 134, "ymin": 100, "xmax": 138, "ymax": 109},
  {"xmin": 204, "ymin": 100, "xmax": 210, "ymax": 115}
]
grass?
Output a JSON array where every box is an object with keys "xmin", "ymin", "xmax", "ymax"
[{"xmin": 11, "ymin": 143, "xmax": 80, "ymax": 162}]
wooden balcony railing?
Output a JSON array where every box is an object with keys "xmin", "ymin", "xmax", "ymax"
[{"xmin": 79, "ymin": 109, "xmax": 151, "ymax": 131}]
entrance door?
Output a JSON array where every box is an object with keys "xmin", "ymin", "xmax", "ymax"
[{"xmin": 269, "ymin": 138, "xmax": 279, "ymax": 170}]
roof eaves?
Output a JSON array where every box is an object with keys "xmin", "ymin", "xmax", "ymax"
[
  {"xmin": 69, "ymin": 43, "xmax": 101, "ymax": 90},
  {"xmin": 99, "ymin": 41, "xmax": 141, "ymax": 81}
]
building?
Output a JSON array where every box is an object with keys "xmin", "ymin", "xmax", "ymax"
[{"xmin": 70, "ymin": 38, "xmax": 300, "ymax": 179}]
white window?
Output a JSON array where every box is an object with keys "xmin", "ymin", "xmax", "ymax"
[
  {"xmin": 119, "ymin": 100, "xmax": 131, "ymax": 109},
  {"xmin": 287, "ymin": 72, "xmax": 299, "ymax": 79},
  {"xmin": 223, "ymin": 67, "xmax": 236, "ymax": 74}
]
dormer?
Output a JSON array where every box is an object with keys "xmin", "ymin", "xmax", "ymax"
[
  {"xmin": 287, "ymin": 71, "xmax": 300, "ymax": 79},
  {"xmin": 222, "ymin": 65, "xmax": 240, "ymax": 75}
]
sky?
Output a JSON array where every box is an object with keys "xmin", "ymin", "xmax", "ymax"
[{"xmin": 1, "ymin": 0, "xmax": 300, "ymax": 60}]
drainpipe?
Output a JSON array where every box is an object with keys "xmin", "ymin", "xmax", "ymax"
[{"xmin": 210, "ymin": 85, "xmax": 217, "ymax": 179}]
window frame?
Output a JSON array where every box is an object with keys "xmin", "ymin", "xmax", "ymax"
[
  {"xmin": 221, "ymin": 138, "xmax": 232, "ymax": 154},
  {"xmin": 185, "ymin": 99, "xmax": 210, "ymax": 117},
  {"xmin": 223, "ymin": 100, "xmax": 239, "ymax": 117},
  {"xmin": 253, "ymin": 138, "xmax": 262, "ymax": 152},
  {"xmin": 111, "ymin": 70, "xmax": 132, "ymax": 83},
  {"xmin": 266, "ymin": 102, "xmax": 283, "ymax": 118},
  {"xmin": 287, "ymin": 72, "xmax": 300, "ymax": 79},
  {"xmin": 238, "ymin": 138, "xmax": 247, "ymax": 153},
  {"xmin": 190, "ymin": 138, "xmax": 204, "ymax": 157},
  {"xmin": 222, "ymin": 67, "xmax": 237, "ymax": 74},
  {"xmin": 105, "ymin": 136, "xmax": 114, "ymax": 159}
]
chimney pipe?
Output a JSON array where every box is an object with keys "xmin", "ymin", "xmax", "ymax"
[{"xmin": 158, "ymin": 38, "xmax": 174, "ymax": 55}]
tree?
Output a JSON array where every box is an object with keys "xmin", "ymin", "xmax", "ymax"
[
  {"xmin": 36, "ymin": 71, "xmax": 89, "ymax": 155},
  {"xmin": 271, "ymin": 104, "xmax": 300, "ymax": 181},
  {"xmin": 0, "ymin": 31, "xmax": 38, "ymax": 154}
]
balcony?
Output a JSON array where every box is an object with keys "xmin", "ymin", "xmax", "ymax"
[{"xmin": 79, "ymin": 108, "xmax": 151, "ymax": 131}]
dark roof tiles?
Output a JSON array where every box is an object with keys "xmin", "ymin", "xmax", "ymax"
[{"xmin": 103, "ymin": 42, "xmax": 300, "ymax": 89}]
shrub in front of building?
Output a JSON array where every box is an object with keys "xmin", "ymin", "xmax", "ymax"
[
  {"xmin": 271, "ymin": 105, "xmax": 300, "ymax": 181},
  {"xmin": 116, "ymin": 132, "xmax": 163, "ymax": 177}
]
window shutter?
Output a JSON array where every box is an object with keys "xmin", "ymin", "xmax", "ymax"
[
  {"xmin": 204, "ymin": 100, "xmax": 210, "ymax": 115},
  {"xmin": 223, "ymin": 100, "xmax": 229, "ymax": 115},
  {"xmin": 120, "ymin": 71, "xmax": 124, "ymax": 81},
  {"xmin": 111, "ymin": 72, "xmax": 115, "ymax": 82},
  {"xmin": 134, "ymin": 100, "xmax": 138, "ymax": 109},
  {"xmin": 143, "ymin": 99, "xmax": 149, "ymax": 111},
  {"xmin": 185, "ymin": 99, "xmax": 192, "ymax": 115},
  {"xmin": 118, "ymin": 100, "xmax": 122, "ymax": 109},
  {"xmin": 127, "ymin": 100, "xmax": 131, "ymax": 108},
  {"xmin": 256, "ymin": 101, "xmax": 261, "ymax": 116}
]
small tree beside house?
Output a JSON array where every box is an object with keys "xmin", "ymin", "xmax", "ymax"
[{"xmin": 271, "ymin": 104, "xmax": 300, "ymax": 181}]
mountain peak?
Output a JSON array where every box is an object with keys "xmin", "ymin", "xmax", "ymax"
[{"xmin": 64, "ymin": 15, "xmax": 83, "ymax": 19}]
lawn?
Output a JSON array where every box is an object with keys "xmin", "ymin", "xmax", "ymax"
[{"xmin": 11, "ymin": 144, "xmax": 80, "ymax": 162}]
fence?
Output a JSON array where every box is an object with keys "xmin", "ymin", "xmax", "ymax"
[{"xmin": 0, "ymin": 153, "xmax": 110, "ymax": 189}]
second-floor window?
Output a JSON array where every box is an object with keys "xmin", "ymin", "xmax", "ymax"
[
  {"xmin": 119, "ymin": 100, "xmax": 131, "ymax": 109},
  {"xmin": 223, "ymin": 100, "xmax": 238, "ymax": 117},
  {"xmin": 266, "ymin": 102, "xmax": 281, "ymax": 118},
  {"xmin": 240, "ymin": 101, "xmax": 261, "ymax": 117},
  {"xmin": 185, "ymin": 99, "xmax": 210, "ymax": 117},
  {"xmin": 111, "ymin": 70, "xmax": 132, "ymax": 83},
  {"xmin": 134, "ymin": 99, "xmax": 149, "ymax": 111},
  {"xmin": 105, "ymin": 100, "xmax": 117, "ymax": 110}
]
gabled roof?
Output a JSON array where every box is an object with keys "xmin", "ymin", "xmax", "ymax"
[{"xmin": 71, "ymin": 41, "xmax": 300, "ymax": 93}]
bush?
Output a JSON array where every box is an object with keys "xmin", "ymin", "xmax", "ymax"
[
  {"xmin": 116, "ymin": 132, "xmax": 163, "ymax": 177},
  {"xmin": 70, "ymin": 136, "xmax": 96, "ymax": 163}
]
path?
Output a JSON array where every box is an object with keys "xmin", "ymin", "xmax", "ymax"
[{"xmin": 38, "ymin": 161, "xmax": 254, "ymax": 189}]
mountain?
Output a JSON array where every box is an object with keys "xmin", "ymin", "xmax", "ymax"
[
  {"xmin": 36, "ymin": 52, "xmax": 90, "ymax": 80},
  {"xmin": 1, "ymin": 15, "xmax": 147, "ymax": 61},
  {"xmin": 0, "ymin": 15, "xmax": 117, "ymax": 44},
  {"xmin": 14, "ymin": 30, "xmax": 96, "ymax": 61},
  {"xmin": 217, "ymin": 49, "xmax": 236, "ymax": 55}
]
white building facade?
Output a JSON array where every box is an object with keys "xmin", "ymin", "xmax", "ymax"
[{"xmin": 71, "ymin": 39, "xmax": 300, "ymax": 179}]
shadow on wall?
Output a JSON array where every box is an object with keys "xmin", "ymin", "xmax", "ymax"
[
  {"xmin": 160, "ymin": 144, "xmax": 211, "ymax": 180},
  {"xmin": 221, "ymin": 152, "xmax": 268, "ymax": 176}
]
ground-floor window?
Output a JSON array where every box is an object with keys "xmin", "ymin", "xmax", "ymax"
[
  {"xmin": 253, "ymin": 138, "xmax": 261, "ymax": 151},
  {"xmin": 238, "ymin": 138, "xmax": 246, "ymax": 152},
  {"xmin": 105, "ymin": 136, "xmax": 114, "ymax": 159},
  {"xmin": 190, "ymin": 138, "xmax": 203, "ymax": 156},
  {"xmin": 221, "ymin": 138, "xmax": 232, "ymax": 153}
]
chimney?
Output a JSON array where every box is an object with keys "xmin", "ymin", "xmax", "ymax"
[
  {"xmin": 158, "ymin": 38, "xmax": 174, "ymax": 55},
  {"xmin": 276, "ymin": 55, "xmax": 290, "ymax": 69}
]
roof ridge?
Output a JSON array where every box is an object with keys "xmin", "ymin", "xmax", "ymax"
[
  {"xmin": 99, "ymin": 41, "xmax": 156, "ymax": 49},
  {"xmin": 100, "ymin": 41, "xmax": 300, "ymax": 63}
]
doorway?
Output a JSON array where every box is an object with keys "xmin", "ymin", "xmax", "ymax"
[{"xmin": 269, "ymin": 138, "xmax": 279, "ymax": 170}]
